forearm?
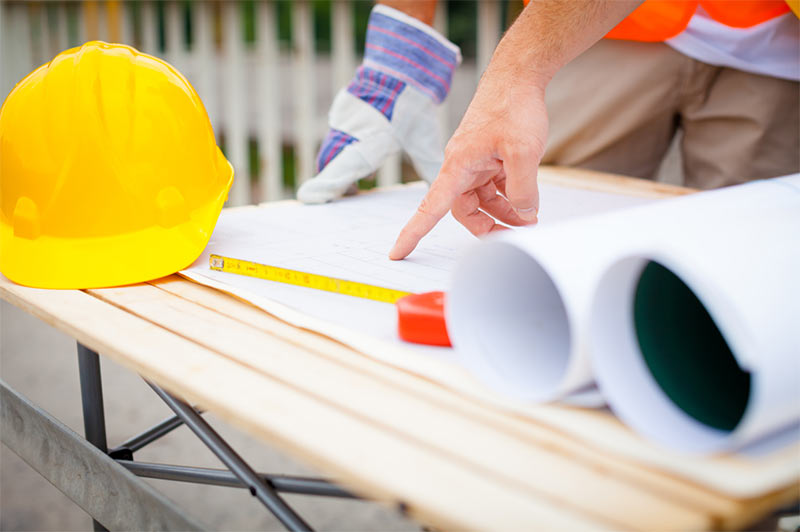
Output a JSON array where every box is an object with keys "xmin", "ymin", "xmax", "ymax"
[
  {"xmin": 377, "ymin": 0, "xmax": 437, "ymax": 26},
  {"xmin": 489, "ymin": 0, "xmax": 643, "ymax": 88}
]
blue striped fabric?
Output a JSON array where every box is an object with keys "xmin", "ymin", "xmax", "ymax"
[
  {"xmin": 316, "ymin": 129, "xmax": 358, "ymax": 172},
  {"xmin": 346, "ymin": 67, "xmax": 407, "ymax": 120},
  {"xmin": 364, "ymin": 10, "xmax": 458, "ymax": 104}
]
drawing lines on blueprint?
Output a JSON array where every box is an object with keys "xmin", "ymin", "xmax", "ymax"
[{"xmin": 202, "ymin": 184, "xmax": 475, "ymax": 294}]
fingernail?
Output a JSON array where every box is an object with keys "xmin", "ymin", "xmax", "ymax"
[{"xmin": 515, "ymin": 206, "xmax": 538, "ymax": 222}]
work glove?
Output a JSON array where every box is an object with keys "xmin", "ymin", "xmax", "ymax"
[{"xmin": 297, "ymin": 4, "xmax": 461, "ymax": 204}]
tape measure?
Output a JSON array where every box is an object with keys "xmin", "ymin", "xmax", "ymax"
[
  {"xmin": 209, "ymin": 254, "xmax": 412, "ymax": 304},
  {"xmin": 208, "ymin": 254, "xmax": 451, "ymax": 347}
]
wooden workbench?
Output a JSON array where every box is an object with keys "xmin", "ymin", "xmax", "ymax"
[{"xmin": 1, "ymin": 168, "xmax": 796, "ymax": 530}]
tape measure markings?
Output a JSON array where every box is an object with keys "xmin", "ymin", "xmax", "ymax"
[{"xmin": 209, "ymin": 254, "xmax": 412, "ymax": 304}]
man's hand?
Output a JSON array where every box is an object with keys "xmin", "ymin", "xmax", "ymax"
[
  {"xmin": 389, "ymin": 68, "xmax": 547, "ymax": 260},
  {"xmin": 389, "ymin": 0, "xmax": 643, "ymax": 259}
]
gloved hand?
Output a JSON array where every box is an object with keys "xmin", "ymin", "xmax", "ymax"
[{"xmin": 297, "ymin": 4, "xmax": 461, "ymax": 204}]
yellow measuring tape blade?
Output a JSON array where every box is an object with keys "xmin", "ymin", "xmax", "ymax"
[{"xmin": 209, "ymin": 254, "xmax": 412, "ymax": 304}]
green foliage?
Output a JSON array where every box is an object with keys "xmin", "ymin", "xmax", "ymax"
[
  {"xmin": 353, "ymin": 1, "xmax": 372, "ymax": 53},
  {"xmin": 447, "ymin": 1, "xmax": 477, "ymax": 60},
  {"xmin": 249, "ymin": 137, "xmax": 260, "ymax": 183},
  {"xmin": 313, "ymin": 0, "xmax": 332, "ymax": 53},
  {"xmin": 282, "ymin": 144, "xmax": 296, "ymax": 190},
  {"xmin": 277, "ymin": 1, "xmax": 292, "ymax": 47},
  {"xmin": 65, "ymin": 2, "xmax": 81, "ymax": 47},
  {"xmin": 242, "ymin": 0, "xmax": 257, "ymax": 44}
]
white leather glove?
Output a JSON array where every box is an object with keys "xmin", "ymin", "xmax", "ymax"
[{"xmin": 297, "ymin": 4, "xmax": 461, "ymax": 204}]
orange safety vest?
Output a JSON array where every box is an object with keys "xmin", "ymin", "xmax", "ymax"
[{"xmin": 607, "ymin": 1, "xmax": 792, "ymax": 42}]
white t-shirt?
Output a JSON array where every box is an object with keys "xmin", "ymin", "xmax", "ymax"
[{"xmin": 665, "ymin": 7, "xmax": 800, "ymax": 81}]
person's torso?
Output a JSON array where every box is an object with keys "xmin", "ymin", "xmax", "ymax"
[{"xmin": 665, "ymin": 7, "xmax": 800, "ymax": 81}]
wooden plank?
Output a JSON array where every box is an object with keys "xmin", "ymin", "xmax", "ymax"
[
  {"xmin": 106, "ymin": 0, "xmax": 121, "ymax": 44},
  {"xmin": 291, "ymin": 0, "xmax": 316, "ymax": 187},
  {"xmin": 25, "ymin": 2, "xmax": 46, "ymax": 68},
  {"xmin": 151, "ymin": 276, "xmax": 777, "ymax": 523},
  {"xmin": 0, "ymin": 277, "xmax": 610, "ymax": 531},
  {"xmin": 156, "ymin": 173, "xmax": 796, "ymax": 529},
  {"xmin": 96, "ymin": 0, "xmax": 109, "ymax": 43},
  {"xmin": 83, "ymin": 0, "xmax": 99, "ymax": 41},
  {"xmin": 539, "ymin": 166, "xmax": 693, "ymax": 198},
  {"xmin": 88, "ymin": 282, "xmax": 712, "ymax": 531},
  {"xmin": 0, "ymin": 1, "xmax": 4, "ymax": 99},
  {"xmin": 2, "ymin": 172, "xmax": 791, "ymax": 529},
  {"xmin": 476, "ymin": 0, "xmax": 500, "ymax": 80},
  {"xmin": 192, "ymin": 1, "xmax": 218, "ymax": 137},
  {"xmin": 164, "ymin": 0, "xmax": 182, "ymax": 70},
  {"xmin": 2, "ymin": 2, "xmax": 35, "ymax": 99},
  {"xmin": 154, "ymin": 275, "xmax": 800, "ymax": 530},
  {"xmin": 139, "ymin": 0, "xmax": 158, "ymax": 57},
  {"xmin": 118, "ymin": 0, "xmax": 133, "ymax": 47},
  {"xmin": 331, "ymin": 0, "xmax": 355, "ymax": 91},
  {"xmin": 256, "ymin": 0, "xmax": 282, "ymax": 201},
  {"xmin": 44, "ymin": 2, "xmax": 67, "ymax": 58},
  {"xmin": 222, "ymin": 0, "xmax": 249, "ymax": 205}
]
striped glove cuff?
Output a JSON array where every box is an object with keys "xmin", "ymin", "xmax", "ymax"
[{"xmin": 363, "ymin": 4, "xmax": 462, "ymax": 104}]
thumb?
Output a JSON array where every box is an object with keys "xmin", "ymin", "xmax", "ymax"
[{"xmin": 502, "ymin": 143, "xmax": 541, "ymax": 223}]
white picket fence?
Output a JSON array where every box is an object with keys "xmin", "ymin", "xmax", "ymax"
[{"xmin": 0, "ymin": 1, "xmax": 507, "ymax": 205}]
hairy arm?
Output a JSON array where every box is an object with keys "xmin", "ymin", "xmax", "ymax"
[
  {"xmin": 390, "ymin": 0, "xmax": 643, "ymax": 260},
  {"xmin": 490, "ymin": 0, "xmax": 642, "ymax": 87}
]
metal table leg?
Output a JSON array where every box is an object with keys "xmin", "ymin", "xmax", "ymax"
[
  {"xmin": 77, "ymin": 343, "xmax": 110, "ymax": 532},
  {"xmin": 147, "ymin": 381, "xmax": 314, "ymax": 532}
]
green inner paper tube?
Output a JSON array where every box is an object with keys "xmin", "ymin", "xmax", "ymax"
[{"xmin": 634, "ymin": 261, "xmax": 751, "ymax": 432}]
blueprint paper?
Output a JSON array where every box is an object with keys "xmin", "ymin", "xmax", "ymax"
[
  {"xmin": 182, "ymin": 181, "xmax": 653, "ymax": 406},
  {"xmin": 448, "ymin": 175, "xmax": 800, "ymax": 453}
]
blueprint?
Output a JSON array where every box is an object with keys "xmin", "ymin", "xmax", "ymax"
[{"xmin": 182, "ymin": 181, "xmax": 654, "ymax": 403}]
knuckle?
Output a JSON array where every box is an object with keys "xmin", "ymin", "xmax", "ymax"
[
  {"xmin": 417, "ymin": 195, "xmax": 436, "ymax": 217},
  {"xmin": 479, "ymin": 217, "xmax": 497, "ymax": 235},
  {"xmin": 451, "ymin": 193, "xmax": 477, "ymax": 216}
]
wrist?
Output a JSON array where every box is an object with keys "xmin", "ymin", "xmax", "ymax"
[
  {"xmin": 481, "ymin": 40, "xmax": 552, "ymax": 99},
  {"xmin": 485, "ymin": 9, "xmax": 557, "ymax": 93}
]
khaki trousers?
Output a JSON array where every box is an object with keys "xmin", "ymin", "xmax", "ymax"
[{"xmin": 541, "ymin": 39, "xmax": 800, "ymax": 189}]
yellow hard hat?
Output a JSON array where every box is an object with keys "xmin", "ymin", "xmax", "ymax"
[{"xmin": 0, "ymin": 41, "xmax": 233, "ymax": 289}]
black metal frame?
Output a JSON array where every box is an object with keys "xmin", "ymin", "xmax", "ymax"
[{"xmin": 76, "ymin": 342, "xmax": 355, "ymax": 532}]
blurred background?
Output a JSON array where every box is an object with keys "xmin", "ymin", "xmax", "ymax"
[{"xmin": 0, "ymin": 0, "xmax": 524, "ymax": 206}]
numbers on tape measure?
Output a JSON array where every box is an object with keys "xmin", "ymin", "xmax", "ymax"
[{"xmin": 208, "ymin": 254, "xmax": 411, "ymax": 304}]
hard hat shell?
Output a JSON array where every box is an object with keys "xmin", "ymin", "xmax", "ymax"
[{"xmin": 0, "ymin": 41, "xmax": 233, "ymax": 289}]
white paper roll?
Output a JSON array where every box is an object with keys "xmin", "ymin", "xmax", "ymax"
[
  {"xmin": 447, "ymin": 175, "xmax": 800, "ymax": 439},
  {"xmin": 448, "ymin": 197, "xmax": 660, "ymax": 402},
  {"xmin": 590, "ymin": 175, "xmax": 800, "ymax": 453}
]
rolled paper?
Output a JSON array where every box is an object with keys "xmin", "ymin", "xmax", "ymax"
[
  {"xmin": 448, "ymin": 175, "xmax": 800, "ymax": 453},
  {"xmin": 590, "ymin": 175, "xmax": 800, "ymax": 453}
]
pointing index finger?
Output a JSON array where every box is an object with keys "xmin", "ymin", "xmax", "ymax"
[{"xmin": 389, "ymin": 179, "xmax": 460, "ymax": 260}]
